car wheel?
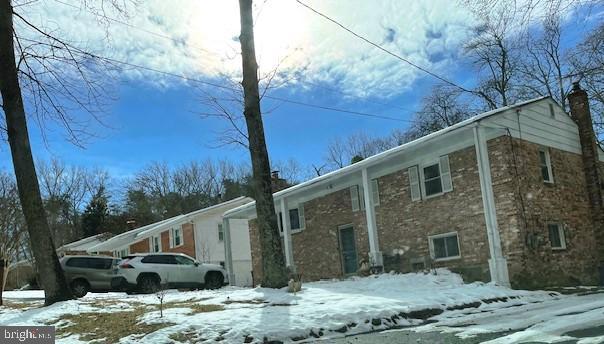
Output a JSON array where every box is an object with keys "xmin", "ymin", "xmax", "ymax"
[
  {"xmin": 71, "ymin": 280, "xmax": 89, "ymax": 298},
  {"xmin": 138, "ymin": 275, "xmax": 160, "ymax": 294},
  {"xmin": 205, "ymin": 272, "xmax": 224, "ymax": 290}
]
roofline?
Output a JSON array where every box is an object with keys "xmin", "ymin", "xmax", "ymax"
[
  {"xmin": 57, "ymin": 233, "xmax": 109, "ymax": 251},
  {"xmin": 224, "ymin": 96, "xmax": 549, "ymax": 218}
]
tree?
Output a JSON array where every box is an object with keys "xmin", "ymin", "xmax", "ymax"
[
  {"xmin": 238, "ymin": 0, "xmax": 287, "ymax": 288},
  {"xmin": 81, "ymin": 186, "xmax": 109, "ymax": 237},
  {"xmin": 0, "ymin": 0, "xmax": 71, "ymax": 304},
  {"xmin": 0, "ymin": 171, "xmax": 25, "ymax": 305}
]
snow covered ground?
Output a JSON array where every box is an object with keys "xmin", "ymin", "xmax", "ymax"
[{"xmin": 0, "ymin": 270, "xmax": 601, "ymax": 343}]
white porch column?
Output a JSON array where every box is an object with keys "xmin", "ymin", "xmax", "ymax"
[
  {"xmin": 279, "ymin": 198, "xmax": 295, "ymax": 271},
  {"xmin": 361, "ymin": 168, "xmax": 383, "ymax": 268},
  {"xmin": 473, "ymin": 125, "xmax": 510, "ymax": 287},
  {"xmin": 222, "ymin": 218, "xmax": 236, "ymax": 285}
]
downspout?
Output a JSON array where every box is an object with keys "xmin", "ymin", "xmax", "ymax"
[{"xmin": 473, "ymin": 124, "xmax": 511, "ymax": 287}]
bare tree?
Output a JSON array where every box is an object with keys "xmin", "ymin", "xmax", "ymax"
[
  {"xmin": 0, "ymin": 171, "xmax": 25, "ymax": 305},
  {"xmin": 238, "ymin": 0, "xmax": 287, "ymax": 288}
]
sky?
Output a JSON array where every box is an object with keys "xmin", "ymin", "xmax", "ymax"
[{"xmin": 1, "ymin": 0, "xmax": 602, "ymax": 181}]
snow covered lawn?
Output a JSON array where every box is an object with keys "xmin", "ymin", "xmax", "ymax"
[{"xmin": 0, "ymin": 270, "xmax": 586, "ymax": 343}]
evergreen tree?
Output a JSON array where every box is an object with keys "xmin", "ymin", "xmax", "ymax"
[{"xmin": 81, "ymin": 186, "xmax": 109, "ymax": 237}]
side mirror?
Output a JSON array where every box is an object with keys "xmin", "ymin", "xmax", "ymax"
[{"xmin": 194, "ymin": 262, "xmax": 200, "ymax": 267}]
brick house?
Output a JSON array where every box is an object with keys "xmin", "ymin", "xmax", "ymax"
[
  {"xmin": 223, "ymin": 85, "xmax": 604, "ymax": 289},
  {"xmin": 87, "ymin": 197, "xmax": 254, "ymax": 286}
]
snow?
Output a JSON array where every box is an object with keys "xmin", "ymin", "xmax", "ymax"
[{"xmin": 1, "ymin": 269, "xmax": 602, "ymax": 343}]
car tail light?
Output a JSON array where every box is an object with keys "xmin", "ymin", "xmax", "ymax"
[{"xmin": 119, "ymin": 263, "xmax": 134, "ymax": 269}]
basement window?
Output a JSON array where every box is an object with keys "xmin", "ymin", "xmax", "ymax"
[
  {"xmin": 539, "ymin": 148, "xmax": 554, "ymax": 183},
  {"xmin": 548, "ymin": 223, "xmax": 566, "ymax": 250},
  {"xmin": 429, "ymin": 232, "xmax": 461, "ymax": 261}
]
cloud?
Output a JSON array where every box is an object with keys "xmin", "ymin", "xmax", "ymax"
[{"xmin": 15, "ymin": 0, "xmax": 476, "ymax": 98}]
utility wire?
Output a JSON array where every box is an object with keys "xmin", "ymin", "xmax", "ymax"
[
  {"xmin": 295, "ymin": 0, "xmax": 473, "ymax": 94},
  {"xmin": 52, "ymin": 0, "xmax": 415, "ymax": 115},
  {"xmin": 16, "ymin": 35, "xmax": 412, "ymax": 123}
]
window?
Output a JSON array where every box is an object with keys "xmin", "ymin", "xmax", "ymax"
[
  {"xmin": 174, "ymin": 255, "xmax": 195, "ymax": 265},
  {"xmin": 150, "ymin": 235, "xmax": 161, "ymax": 253},
  {"xmin": 113, "ymin": 248, "xmax": 129, "ymax": 258},
  {"xmin": 548, "ymin": 223, "xmax": 566, "ymax": 250},
  {"xmin": 350, "ymin": 185, "xmax": 361, "ymax": 211},
  {"xmin": 429, "ymin": 232, "xmax": 460, "ymax": 260},
  {"xmin": 277, "ymin": 205, "xmax": 305, "ymax": 233},
  {"xmin": 371, "ymin": 179, "xmax": 380, "ymax": 206},
  {"xmin": 218, "ymin": 223, "xmax": 224, "ymax": 241},
  {"xmin": 67, "ymin": 257, "xmax": 112, "ymax": 269},
  {"xmin": 549, "ymin": 103, "xmax": 555, "ymax": 117},
  {"xmin": 411, "ymin": 155, "xmax": 453, "ymax": 201},
  {"xmin": 539, "ymin": 148, "xmax": 554, "ymax": 183},
  {"xmin": 141, "ymin": 255, "xmax": 177, "ymax": 264},
  {"xmin": 170, "ymin": 227, "xmax": 183, "ymax": 248}
]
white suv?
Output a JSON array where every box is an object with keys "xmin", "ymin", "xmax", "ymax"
[{"xmin": 113, "ymin": 253, "xmax": 228, "ymax": 293}]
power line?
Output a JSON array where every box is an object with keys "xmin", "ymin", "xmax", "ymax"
[
  {"xmin": 52, "ymin": 0, "xmax": 415, "ymax": 115},
  {"xmin": 295, "ymin": 0, "xmax": 473, "ymax": 94},
  {"xmin": 16, "ymin": 36, "xmax": 412, "ymax": 123}
]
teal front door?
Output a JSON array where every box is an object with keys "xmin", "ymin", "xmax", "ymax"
[{"xmin": 339, "ymin": 226, "xmax": 358, "ymax": 274}]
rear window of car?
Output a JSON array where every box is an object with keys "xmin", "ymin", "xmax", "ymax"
[
  {"xmin": 65, "ymin": 257, "xmax": 114, "ymax": 269},
  {"xmin": 141, "ymin": 255, "xmax": 177, "ymax": 264}
]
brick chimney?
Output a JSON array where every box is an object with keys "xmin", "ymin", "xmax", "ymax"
[
  {"xmin": 568, "ymin": 82, "xmax": 604, "ymax": 282},
  {"xmin": 270, "ymin": 170, "xmax": 289, "ymax": 193},
  {"xmin": 126, "ymin": 219, "xmax": 137, "ymax": 230}
]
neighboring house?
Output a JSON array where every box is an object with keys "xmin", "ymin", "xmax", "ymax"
[
  {"xmin": 223, "ymin": 85, "xmax": 604, "ymax": 289},
  {"xmin": 56, "ymin": 233, "xmax": 113, "ymax": 256},
  {"xmin": 87, "ymin": 197, "xmax": 254, "ymax": 286}
]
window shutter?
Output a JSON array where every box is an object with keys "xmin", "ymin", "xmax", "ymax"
[
  {"xmin": 350, "ymin": 186, "xmax": 360, "ymax": 211},
  {"xmin": 408, "ymin": 166, "xmax": 421, "ymax": 201},
  {"xmin": 298, "ymin": 203, "xmax": 305, "ymax": 230},
  {"xmin": 359, "ymin": 185, "xmax": 366, "ymax": 210},
  {"xmin": 440, "ymin": 155, "xmax": 453, "ymax": 192},
  {"xmin": 371, "ymin": 179, "xmax": 380, "ymax": 206}
]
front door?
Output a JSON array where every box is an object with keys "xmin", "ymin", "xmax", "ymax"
[{"xmin": 339, "ymin": 226, "xmax": 358, "ymax": 275}]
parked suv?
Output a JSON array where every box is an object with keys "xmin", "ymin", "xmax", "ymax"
[
  {"xmin": 113, "ymin": 253, "xmax": 228, "ymax": 293},
  {"xmin": 60, "ymin": 255, "xmax": 121, "ymax": 297}
]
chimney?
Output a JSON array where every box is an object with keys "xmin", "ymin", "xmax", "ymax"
[
  {"xmin": 126, "ymin": 219, "xmax": 137, "ymax": 230},
  {"xmin": 270, "ymin": 170, "xmax": 289, "ymax": 193},
  {"xmin": 568, "ymin": 82, "xmax": 604, "ymax": 282}
]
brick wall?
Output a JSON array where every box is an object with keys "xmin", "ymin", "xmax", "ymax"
[
  {"xmin": 129, "ymin": 238, "xmax": 150, "ymax": 253},
  {"xmin": 375, "ymin": 145, "xmax": 491, "ymax": 282},
  {"xmin": 159, "ymin": 223, "xmax": 196, "ymax": 258},
  {"xmin": 489, "ymin": 136, "xmax": 599, "ymax": 288}
]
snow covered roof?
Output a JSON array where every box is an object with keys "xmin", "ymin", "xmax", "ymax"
[
  {"xmin": 87, "ymin": 196, "xmax": 252, "ymax": 252},
  {"xmin": 57, "ymin": 233, "xmax": 113, "ymax": 253},
  {"xmin": 224, "ymin": 97, "xmax": 550, "ymax": 219}
]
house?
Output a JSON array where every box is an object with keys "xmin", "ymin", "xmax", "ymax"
[
  {"xmin": 87, "ymin": 196, "xmax": 254, "ymax": 286},
  {"xmin": 56, "ymin": 232, "xmax": 113, "ymax": 256},
  {"xmin": 223, "ymin": 84, "xmax": 604, "ymax": 289}
]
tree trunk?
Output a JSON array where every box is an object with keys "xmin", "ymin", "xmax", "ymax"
[
  {"xmin": 237, "ymin": 0, "xmax": 287, "ymax": 288},
  {"xmin": 0, "ymin": 0, "xmax": 72, "ymax": 305}
]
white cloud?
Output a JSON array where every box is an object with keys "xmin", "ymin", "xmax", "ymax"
[{"xmin": 16, "ymin": 0, "xmax": 476, "ymax": 98}]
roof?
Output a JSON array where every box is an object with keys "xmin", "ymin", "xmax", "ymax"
[
  {"xmin": 87, "ymin": 196, "xmax": 252, "ymax": 252},
  {"xmin": 57, "ymin": 233, "xmax": 113, "ymax": 252},
  {"xmin": 224, "ymin": 96, "xmax": 550, "ymax": 218}
]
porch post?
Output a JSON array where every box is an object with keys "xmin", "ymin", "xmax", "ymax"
[
  {"xmin": 361, "ymin": 168, "xmax": 383, "ymax": 268},
  {"xmin": 473, "ymin": 125, "xmax": 510, "ymax": 287},
  {"xmin": 279, "ymin": 198, "xmax": 295, "ymax": 271},
  {"xmin": 222, "ymin": 217, "xmax": 236, "ymax": 285}
]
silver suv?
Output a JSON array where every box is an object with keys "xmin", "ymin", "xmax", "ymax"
[
  {"xmin": 60, "ymin": 255, "xmax": 121, "ymax": 297},
  {"xmin": 114, "ymin": 253, "xmax": 228, "ymax": 293}
]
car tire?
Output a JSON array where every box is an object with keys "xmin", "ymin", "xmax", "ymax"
[
  {"xmin": 71, "ymin": 280, "xmax": 89, "ymax": 298},
  {"xmin": 204, "ymin": 272, "xmax": 224, "ymax": 290},
  {"xmin": 138, "ymin": 275, "xmax": 160, "ymax": 294}
]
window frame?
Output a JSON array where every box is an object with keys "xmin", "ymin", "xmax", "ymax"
[
  {"xmin": 428, "ymin": 231, "xmax": 461, "ymax": 262},
  {"xmin": 547, "ymin": 223, "xmax": 566, "ymax": 250},
  {"xmin": 218, "ymin": 223, "xmax": 224, "ymax": 242},
  {"xmin": 539, "ymin": 148, "xmax": 554, "ymax": 184},
  {"xmin": 420, "ymin": 161, "xmax": 444, "ymax": 199},
  {"xmin": 277, "ymin": 205, "xmax": 305, "ymax": 235},
  {"xmin": 149, "ymin": 235, "xmax": 161, "ymax": 253},
  {"xmin": 170, "ymin": 227, "xmax": 184, "ymax": 248}
]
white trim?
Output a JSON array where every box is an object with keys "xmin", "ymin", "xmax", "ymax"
[
  {"xmin": 539, "ymin": 147, "xmax": 554, "ymax": 184},
  {"xmin": 350, "ymin": 185, "xmax": 360, "ymax": 212},
  {"xmin": 420, "ymin": 160, "xmax": 444, "ymax": 199},
  {"xmin": 548, "ymin": 223, "xmax": 567, "ymax": 250},
  {"xmin": 280, "ymin": 198, "xmax": 295, "ymax": 269},
  {"xmin": 428, "ymin": 231, "xmax": 461, "ymax": 261},
  {"xmin": 362, "ymin": 168, "xmax": 382, "ymax": 267},
  {"xmin": 149, "ymin": 235, "xmax": 161, "ymax": 253},
  {"xmin": 371, "ymin": 179, "xmax": 380, "ymax": 206},
  {"xmin": 170, "ymin": 227, "xmax": 183, "ymax": 248},
  {"xmin": 218, "ymin": 223, "xmax": 224, "ymax": 242}
]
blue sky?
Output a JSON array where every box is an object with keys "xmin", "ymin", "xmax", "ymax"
[{"xmin": 1, "ymin": 0, "xmax": 601, "ymax": 181}]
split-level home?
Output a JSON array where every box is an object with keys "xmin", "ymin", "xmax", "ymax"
[
  {"xmin": 223, "ymin": 84, "xmax": 604, "ymax": 289},
  {"xmin": 87, "ymin": 196, "xmax": 254, "ymax": 286}
]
